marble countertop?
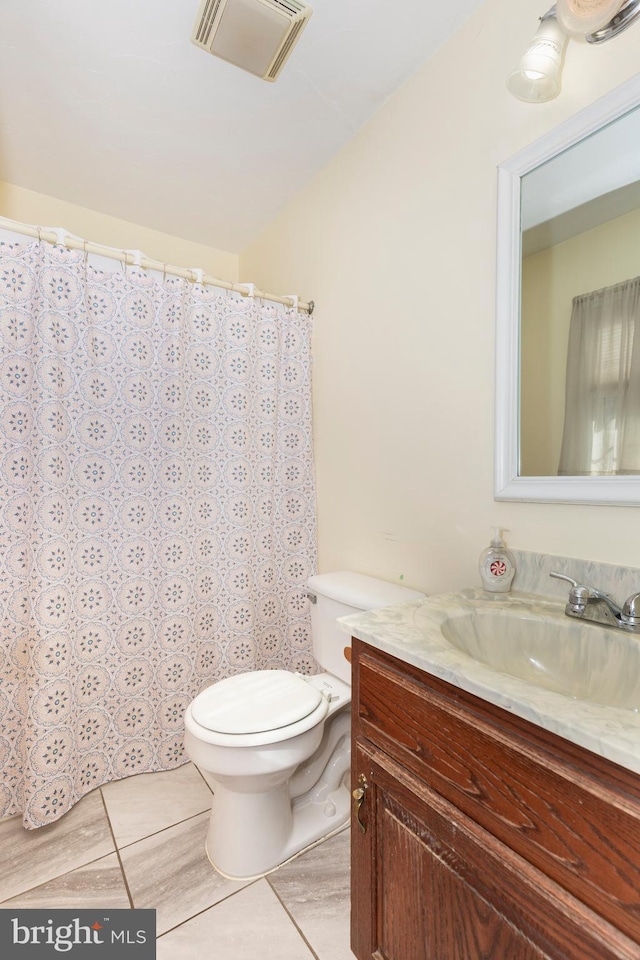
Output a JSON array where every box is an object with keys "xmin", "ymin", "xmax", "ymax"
[{"xmin": 339, "ymin": 588, "xmax": 640, "ymax": 776}]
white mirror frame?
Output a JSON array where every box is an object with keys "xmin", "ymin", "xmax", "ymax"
[{"xmin": 495, "ymin": 72, "xmax": 640, "ymax": 505}]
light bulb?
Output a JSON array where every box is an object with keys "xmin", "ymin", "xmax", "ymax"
[{"xmin": 507, "ymin": 15, "xmax": 568, "ymax": 103}]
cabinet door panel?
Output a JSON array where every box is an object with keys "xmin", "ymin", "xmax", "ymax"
[
  {"xmin": 377, "ymin": 802, "xmax": 432, "ymax": 960},
  {"xmin": 352, "ymin": 741, "xmax": 639, "ymax": 960},
  {"xmin": 378, "ymin": 801, "xmax": 548, "ymax": 960}
]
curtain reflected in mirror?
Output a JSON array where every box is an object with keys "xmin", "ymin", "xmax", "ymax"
[{"xmin": 558, "ymin": 276, "xmax": 640, "ymax": 475}]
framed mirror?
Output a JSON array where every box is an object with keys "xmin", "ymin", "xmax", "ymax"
[{"xmin": 495, "ymin": 72, "xmax": 640, "ymax": 504}]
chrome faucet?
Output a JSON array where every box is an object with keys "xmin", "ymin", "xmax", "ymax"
[{"xmin": 550, "ymin": 571, "xmax": 640, "ymax": 634}]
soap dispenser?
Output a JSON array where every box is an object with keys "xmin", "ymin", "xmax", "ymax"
[{"xmin": 479, "ymin": 528, "xmax": 516, "ymax": 594}]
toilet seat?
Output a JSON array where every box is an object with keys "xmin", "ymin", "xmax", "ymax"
[{"xmin": 187, "ymin": 670, "xmax": 330, "ymax": 747}]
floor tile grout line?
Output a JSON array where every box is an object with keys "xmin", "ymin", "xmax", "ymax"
[
  {"xmin": 98, "ymin": 787, "xmax": 135, "ymax": 910},
  {"xmin": 113, "ymin": 806, "xmax": 212, "ymax": 852},
  {"xmin": 0, "ymin": 847, "xmax": 126, "ymax": 909},
  {"xmin": 266, "ymin": 877, "xmax": 322, "ymax": 960},
  {"xmin": 190, "ymin": 764, "xmax": 214, "ymax": 796},
  {"xmin": 155, "ymin": 877, "xmax": 262, "ymax": 940}
]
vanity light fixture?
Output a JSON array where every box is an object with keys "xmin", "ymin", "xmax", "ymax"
[{"xmin": 507, "ymin": 1, "xmax": 640, "ymax": 103}]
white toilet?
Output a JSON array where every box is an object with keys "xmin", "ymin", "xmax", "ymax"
[{"xmin": 184, "ymin": 571, "xmax": 425, "ymax": 879}]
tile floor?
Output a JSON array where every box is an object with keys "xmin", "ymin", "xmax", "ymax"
[{"xmin": 0, "ymin": 763, "xmax": 354, "ymax": 959}]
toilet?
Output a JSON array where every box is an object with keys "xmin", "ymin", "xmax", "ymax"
[{"xmin": 184, "ymin": 570, "xmax": 425, "ymax": 879}]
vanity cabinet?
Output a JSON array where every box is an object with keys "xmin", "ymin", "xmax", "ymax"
[{"xmin": 350, "ymin": 638, "xmax": 640, "ymax": 960}]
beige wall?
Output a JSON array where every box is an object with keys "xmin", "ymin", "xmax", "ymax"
[
  {"xmin": 241, "ymin": 0, "xmax": 640, "ymax": 594},
  {"xmin": 521, "ymin": 205, "xmax": 640, "ymax": 476},
  {"xmin": 0, "ymin": 181, "xmax": 239, "ymax": 281}
]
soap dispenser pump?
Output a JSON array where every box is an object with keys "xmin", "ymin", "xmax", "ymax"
[{"xmin": 479, "ymin": 528, "xmax": 516, "ymax": 594}]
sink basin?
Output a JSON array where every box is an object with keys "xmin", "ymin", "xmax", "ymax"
[{"xmin": 440, "ymin": 612, "xmax": 640, "ymax": 712}]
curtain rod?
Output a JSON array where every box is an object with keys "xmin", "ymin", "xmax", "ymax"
[{"xmin": 0, "ymin": 216, "xmax": 314, "ymax": 315}]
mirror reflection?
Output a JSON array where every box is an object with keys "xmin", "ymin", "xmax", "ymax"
[{"xmin": 519, "ymin": 103, "xmax": 640, "ymax": 478}]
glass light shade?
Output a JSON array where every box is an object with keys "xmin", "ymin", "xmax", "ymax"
[
  {"xmin": 507, "ymin": 16, "xmax": 568, "ymax": 103},
  {"xmin": 556, "ymin": 0, "xmax": 625, "ymax": 36}
]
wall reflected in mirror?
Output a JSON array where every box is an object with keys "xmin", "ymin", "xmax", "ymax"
[{"xmin": 518, "ymin": 103, "xmax": 640, "ymax": 478}]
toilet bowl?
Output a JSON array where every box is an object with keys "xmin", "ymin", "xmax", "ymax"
[{"xmin": 184, "ymin": 571, "xmax": 425, "ymax": 879}]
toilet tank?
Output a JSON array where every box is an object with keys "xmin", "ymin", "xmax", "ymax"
[{"xmin": 306, "ymin": 571, "xmax": 425, "ymax": 684}]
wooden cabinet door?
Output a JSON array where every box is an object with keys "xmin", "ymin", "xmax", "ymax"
[{"xmin": 351, "ymin": 741, "xmax": 638, "ymax": 960}]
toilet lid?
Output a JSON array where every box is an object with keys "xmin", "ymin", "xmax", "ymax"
[{"xmin": 191, "ymin": 670, "xmax": 324, "ymax": 735}]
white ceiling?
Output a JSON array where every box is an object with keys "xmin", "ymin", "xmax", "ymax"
[{"xmin": 0, "ymin": 0, "xmax": 485, "ymax": 253}]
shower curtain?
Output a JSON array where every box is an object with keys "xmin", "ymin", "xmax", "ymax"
[{"xmin": 0, "ymin": 238, "xmax": 317, "ymax": 828}]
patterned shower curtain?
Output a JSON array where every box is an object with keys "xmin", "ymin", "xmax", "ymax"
[{"xmin": 0, "ymin": 239, "xmax": 317, "ymax": 828}]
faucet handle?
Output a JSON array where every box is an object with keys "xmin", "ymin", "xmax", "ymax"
[
  {"xmin": 623, "ymin": 592, "xmax": 640, "ymax": 625},
  {"xmin": 550, "ymin": 571, "xmax": 578, "ymax": 588},
  {"xmin": 549, "ymin": 571, "xmax": 590, "ymax": 613}
]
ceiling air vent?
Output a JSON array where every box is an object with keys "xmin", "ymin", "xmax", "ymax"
[{"xmin": 191, "ymin": 0, "xmax": 313, "ymax": 82}]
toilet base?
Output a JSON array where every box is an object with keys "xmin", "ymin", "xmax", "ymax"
[
  {"xmin": 203, "ymin": 708, "xmax": 352, "ymax": 879},
  {"xmin": 205, "ymin": 779, "xmax": 351, "ymax": 881}
]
